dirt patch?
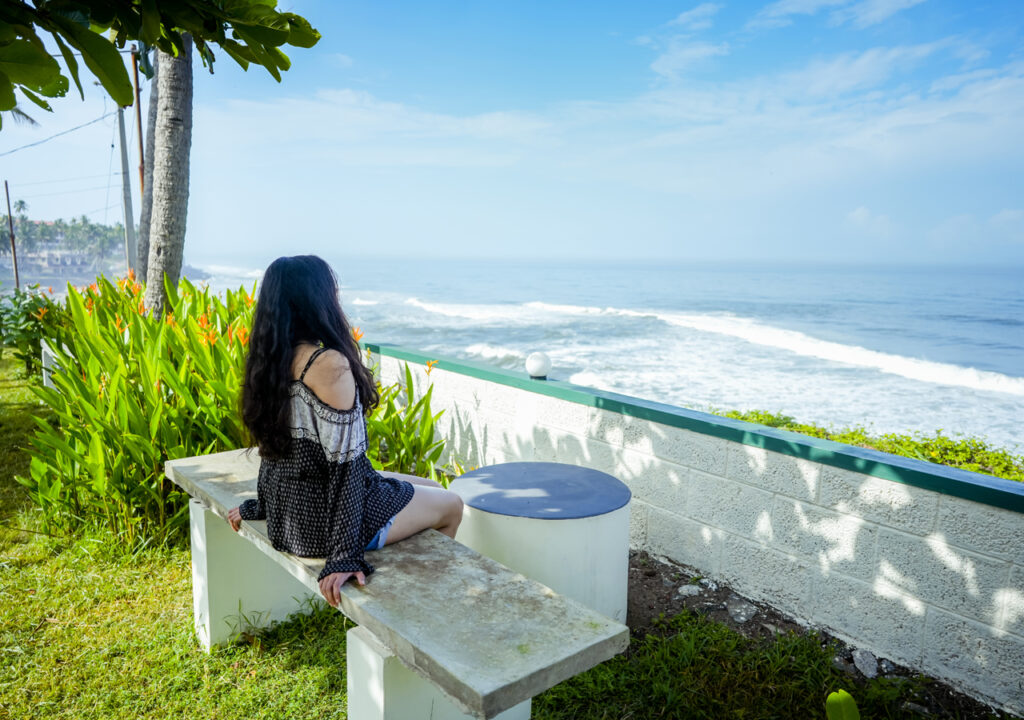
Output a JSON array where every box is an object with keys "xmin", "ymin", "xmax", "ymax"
[{"xmin": 627, "ymin": 550, "xmax": 1015, "ymax": 720}]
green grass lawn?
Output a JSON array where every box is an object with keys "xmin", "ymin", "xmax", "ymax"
[{"xmin": 0, "ymin": 352, "xmax": 1011, "ymax": 719}]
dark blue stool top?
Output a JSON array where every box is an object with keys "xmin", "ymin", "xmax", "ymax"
[{"xmin": 450, "ymin": 462, "xmax": 631, "ymax": 519}]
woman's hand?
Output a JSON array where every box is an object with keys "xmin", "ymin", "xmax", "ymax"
[
  {"xmin": 319, "ymin": 571, "xmax": 366, "ymax": 607},
  {"xmin": 227, "ymin": 506, "xmax": 242, "ymax": 532}
]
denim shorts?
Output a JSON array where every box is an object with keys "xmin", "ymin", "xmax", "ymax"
[{"xmin": 365, "ymin": 516, "xmax": 396, "ymax": 551}]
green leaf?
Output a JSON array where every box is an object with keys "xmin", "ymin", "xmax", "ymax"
[
  {"xmin": 51, "ymin": 32, "xmax": 84, "ymax": 99},
  {"xmin": 825, "ymin": 690, "xmax": 860, "ymax": 720},
  {"xmin": 0, "ymin": 69, "xmax": 18, "ymax": 111},
  {"xmin": 282, "ymin": 15, "xmax": 320, "ymax": 49},
  {"xmin": 0, "ymin": 39, "xmax": 60, "ymax": 87},
  {"xmin": 18, "ymin": 85, "xmax": 52, "ymax": 111},
  {"xmin": 139, "ymin": 0, "xmax": 162, "ymax": 45},
  {"xmin": 231, "ymin": 21, "xmax": 289, "ymax": 49},
  {"xmin": 50, "ymin": 17, "xmax": 133, "ymax": 106}
]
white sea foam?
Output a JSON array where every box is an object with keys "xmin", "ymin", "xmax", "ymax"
[
  {"xmin": 401, "ymin": 295, "xmax": 1024, "ymax": 396},
  {"xmin": 405, "ymin": 297, "xmax": 547, "ymax": 323},
  {"xmin": 199, "ymin": 264, "xmax": 263, "ymax": 279},
  {"xmin": 463, "ymin": 343, "xmax": 527, "ymax": 367},
  {"xmin": 351, "ymin": 297, "xmax": 379, "ymax": 306},
  {"xmin": 567, "ymin": 371, "xmax": 618, "ymax": 392},
  {"xmin": 652, "ymin": 311, "xmax": 1024, "ymax": 397}
]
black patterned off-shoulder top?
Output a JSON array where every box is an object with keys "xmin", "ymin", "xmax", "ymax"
[{"xmin": 238, "ymin": 348, "xmax": 414, "ymax": 580}]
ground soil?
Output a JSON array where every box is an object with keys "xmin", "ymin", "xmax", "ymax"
[{"xmin": 627, "ymin": 550, "xmax": 1016, "ymax": 719}]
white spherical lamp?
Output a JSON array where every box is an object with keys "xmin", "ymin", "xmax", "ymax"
[{"xmin": 525, "ymin": 352, "xmax": 552, "ymax": 380}]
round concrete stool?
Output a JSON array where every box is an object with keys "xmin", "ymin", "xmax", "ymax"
[{"xmin": 451, "ymin": 462, "xmax": 631, "ymax": 623}]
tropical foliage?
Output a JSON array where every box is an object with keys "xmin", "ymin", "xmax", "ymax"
[
  {"xmin": 722, "ymin": 408, "xmax": 1024, "ymax": 483},
  {"xmin": 17, "ymin": 275, "xmax": 453, "ymax": 546},
  {"xmin": 19, "ymin": 274, "xmax": 254, "ymax": 545},
  {"xmin": 0, "ymin": 282, "xmax": 61, "ymax": 374},
  {"xmin": 1, "ymin": 207, "xmax": 124, "ymax": 259},
  {"xmin": 0, "ymin": 0, "xmax": 320, "ymax": 120}
]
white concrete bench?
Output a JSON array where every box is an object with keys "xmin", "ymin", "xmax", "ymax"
[{"xmin": 166, "ymin": 449, "xmax": 629, "ymax": 720}]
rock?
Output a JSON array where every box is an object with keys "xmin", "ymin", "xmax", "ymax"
[
  {"xmin": 761, "ymin": 622, "xmax": 779, "ymax": 636},
  {"xmin": 726, "ymin": 595, "xmax": 758, "ymax": 624},
  {"xmin": 832, "ymin": 656, "xmax": 856, "ymax": 676},
  {"xmin": 662, "ymin": 577, "xmax": 676, "ymax": 588},
  {"xmin": 879, "ymin": 658, "xmax": 896, "ymax": 675},
  {"xmin": 852, "ymin": 648, "xmax": 878, "ymax": 679},
  {"xmin": 677, "ymin": 585, "xmax": 701, "ymax": 598},
  {"xmin": 698, "ymin": 578, "xmax": 718, "ymax": 591}
]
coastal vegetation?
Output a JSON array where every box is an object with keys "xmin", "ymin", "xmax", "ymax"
[
  {"xmin": 1, "ymin": 273, "xmax": 1018, "ymax": 718},
  {"xmin": 1, "ymin": 205, "xmax": 124, "ymax": 261},
  {"xmin": 1, "ymin": 355, "xmax": 1008, "ymax": 718},
  {"xmin": 4, "ymin": 275, "xmax": 450, "ymax": 548},
  {"xmin": 720, "ymin": 409, "xmax": 1024, "ymax": 483}
]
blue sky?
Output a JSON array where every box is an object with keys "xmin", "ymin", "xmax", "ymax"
[{"xmin": 3, "ymin": 0, "xmax": 1023, "ymax": 267}]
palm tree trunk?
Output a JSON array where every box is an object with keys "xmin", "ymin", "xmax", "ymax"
[
  {"xmin": 137, "ymin": 52, "xmax": 158, "ymax": 283},
  {"xmin": 143, "ymin": 36, "xmax": 192, "ymax": 317}
]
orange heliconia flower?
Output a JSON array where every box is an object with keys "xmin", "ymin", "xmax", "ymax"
[
  {"xmin": 351, "ymin": 326, "xmax": 364, "ymax": 343},
  {"xmin": 127, "ymin": 268, "xmax": 136, "ymax": 282},
  {"xmin": 47, "ymin": 287, "xmax": 54, "ymax": 294},
  {"xmin": 198, "ymin": 314, "xmax": 210, "ymax": 329},
  {"xmin": 33, "ymin": 307, "xmax": 49, "ymax": 320},
  {"xmin": 425, "ymin": 360, "xmax": 439, "ymax": 375},
  {"xmin": 137, "ymin": 300, "xmax": 146, "ymax": 315},
  {"xmin": 235, "ymin": 326, "xmax": 250, "ymax": 347},
  {"xmin": 165, "ymin": 313, "xmax": 176, "ymax": 327},
  {"xmin": 199, "ymin": 327, "xmax": 218, "ymax": 347},
  {"xmin": 89, "ymin": 283, "xmax": 98, "ymax": 293}
]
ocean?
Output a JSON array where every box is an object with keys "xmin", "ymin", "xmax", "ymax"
[{"xmin": 200, "ymin": 258, "xmax": 1024, "ymax": 454}]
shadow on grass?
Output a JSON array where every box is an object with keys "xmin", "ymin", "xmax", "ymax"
[{"xmin": 0, "ymin": 352, "xmax": 53, "ymax": 520}]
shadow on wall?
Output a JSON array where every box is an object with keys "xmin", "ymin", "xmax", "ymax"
[{"xmin": 433, "ymin": 386, "xmax": 1023, "ymax": 713}]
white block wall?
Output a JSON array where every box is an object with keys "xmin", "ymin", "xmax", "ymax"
[{"xmin": 376, "ymin": 353, "xmax": 1024, "ymax": 716}]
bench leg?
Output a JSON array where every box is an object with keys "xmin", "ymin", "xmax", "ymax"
[
  {"xmin": 189, "ymin": 499, "xmax": 313, "ymax": 650},
  {"xmin": 347, "ymin": 626, "xmax": 531, "ymax": 720}
]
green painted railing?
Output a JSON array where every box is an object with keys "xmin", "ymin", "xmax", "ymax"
[{"xmin": 368, "ymin": 342, "xmax": 1024, "ymax": 514}]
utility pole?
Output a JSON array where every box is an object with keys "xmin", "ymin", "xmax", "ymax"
[
  {"xmin": 4, "ymin": 181, "xmax": 20, "ymax": 290},
  {"xmin": 132, "ymin": 45, "xmax": 145, "ymax": 194},
  {"xmin": 117, "ymin": 107, "xmax": 138, "ymax": 273}
]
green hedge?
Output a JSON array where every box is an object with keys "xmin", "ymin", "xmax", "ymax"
[
  {"xmin": 721, "ymin": 409, "xmax": 1024, "ymax": 483},
  {"xmin": 18, "ymin": 275, "xmax": 450, "ymax": 548}
]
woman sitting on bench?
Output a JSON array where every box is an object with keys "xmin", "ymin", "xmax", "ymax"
[{"xmin": 226, "ymin": 255, "xmax": 464, "ymax": 609}]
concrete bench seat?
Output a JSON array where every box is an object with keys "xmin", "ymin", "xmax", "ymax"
[{"xmin": 167, "ymin": 449, "xmax": 629, "ymax": 720}]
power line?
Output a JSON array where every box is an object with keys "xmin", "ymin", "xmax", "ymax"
[
  {"xmin": 17, "ymin": 184, "xmax": 116, "ymax": 199},
  {"xmin": 15, "ymin": 172, "xmax": 119, "ymax": 187},
  {"xmin": 0, "ymin": 112, "xmax": 117, "ymax": 158}
]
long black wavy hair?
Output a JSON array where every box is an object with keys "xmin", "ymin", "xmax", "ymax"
[{"xmin": 242, "ymin": 255, "xmax": 378, "ymax": 459}]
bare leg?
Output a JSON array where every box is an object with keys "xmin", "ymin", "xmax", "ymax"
[
  {"xmin": 385, "ymin": 483, "xmax": 464, "ymax": 543},
  {"xmin": 379, "ymin": 470, "xmax": 443, "ymax": 489}
]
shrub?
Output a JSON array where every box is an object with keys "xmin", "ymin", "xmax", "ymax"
[
  {"xmin": 366, "ymin": 362, "xmax": 448, "ymax": 484},
  {"xmin": 20, "ymin": 275, "xmax": 254, "ymax": 546},
  {"xmin": 0, "ymin": 283, "xmax": 62, "ymax": 375},
  {"xmin": 19, "ymin": 274, "xmax": 454, "ymax": 546},
  {"xmin": 722, "ymin": 409, "xmax": 1024, "ymax": 482}
]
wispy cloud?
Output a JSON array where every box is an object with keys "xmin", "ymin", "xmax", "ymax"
[
  {"xmin": 651, "ymin": 41, "xmax": 730, "ymax": 79},
  {"xmin": 748, "ymin": 0, "xmax": 849, "ymax": 29},
  {"xmin": 669, "ymin": 3, "xmax": 724, "ymax": 31},
  {"xmin": 776, "ymin": 42, "xmax": 943, "ymax": 97},
  {"xmin": 830, "ymin": 0, "xmax": 928, "ymax": 29},
  {"xmin": 748, "ymin": 0, "xmax": 924, "ymax": 30}
]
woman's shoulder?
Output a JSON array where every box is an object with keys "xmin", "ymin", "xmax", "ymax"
[{"xmin": 301, "ymin": 348, "xmax": 356, "ymax": 411}]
